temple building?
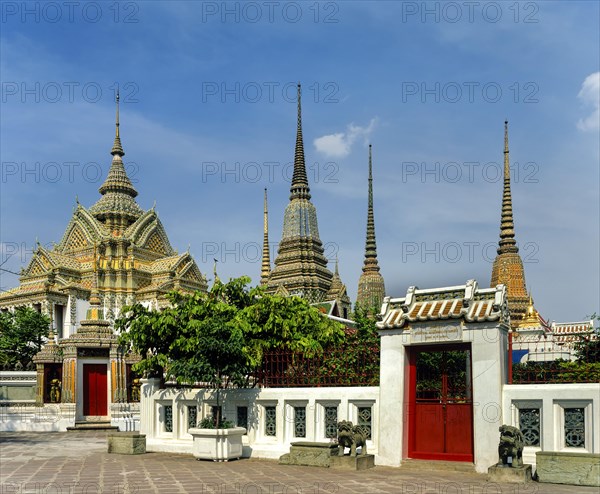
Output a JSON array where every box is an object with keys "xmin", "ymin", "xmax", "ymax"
[
  {"xmin": 0, "ymin": 94, "xmax": 207, "ymax": 424},
  {"xmin": 355, "ymin": 144, "xmax": 386, "ymax": 312},
  {"xmin": 490, "ymin": 121, "xmax": 532, "ymax": 329},
  {"xmin": 0, "ymin": 94, "xmax": 207, "ymax": 331},
  {"xmin": 265, "ymin": 84, "xmax": 350, "ymax": 317}
]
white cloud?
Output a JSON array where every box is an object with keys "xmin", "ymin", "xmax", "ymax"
[
  {"xmin": 577, "ymin": 71, "xmax": 600, "ymax": 132},
  {"xmin": 313, "ymin": 118, "xmax": 378, "ymax": 158}
]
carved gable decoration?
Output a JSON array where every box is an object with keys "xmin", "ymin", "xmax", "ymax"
[
  {"xmin": 27, "ymin": 257, "xmax": 49, "ymax": 276},
  {"xmin": 146, "ymin": 231, "xmax": 167, "ymax": 254},
  {"xmin": 65, "ymin": 224, "xmax": 89, "ymax": 250}
]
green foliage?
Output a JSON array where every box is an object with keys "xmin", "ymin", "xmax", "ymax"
[
  {"xmin": 0, "ymin": 307, "xmax": 51, "ymax": 370},
  {"xmin": 279, "ymin": 305, "xmax": 380, "ymax": 386},
  {"xmin": 198, "ymin": 415, "xmax": 235, "ymax": 429},
  {"xmin": 512, "ymin": 359, "xmax": 600, "ymax": 383},
  {"xmin": 117, "ymin": 276, "xmax": 346, "ymax": 389},
  {"xmin": 236, "ymin": 289, "xmax": 345, "ymax": 368}
]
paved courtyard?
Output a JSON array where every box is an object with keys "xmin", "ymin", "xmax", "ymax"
[{"xmin": 0, "ymin": 432, "xmax": 596, "ymax": 494}]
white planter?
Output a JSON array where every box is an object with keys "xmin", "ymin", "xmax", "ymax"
[{"xmin": 188, "ymin": 427, "xmax": 246, "ymax": 461}]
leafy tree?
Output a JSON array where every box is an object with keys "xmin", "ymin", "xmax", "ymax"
[
  {"xmin": 0, "ymin": 307, "xmax": 51, "ymax": 369},
  {"xmin": 116, "ymin": 276, "xmax": 345, "ymax": 426},
  {"xmin": 574, "ymin": 313, "xmax": 600, "ymax": 363}
]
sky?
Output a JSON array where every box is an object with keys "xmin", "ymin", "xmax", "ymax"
[{"xmin": 1, "ymin": 1, "xmax": 598, "ymax": 324}]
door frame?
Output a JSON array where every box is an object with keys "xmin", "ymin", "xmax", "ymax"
[{"xmin": 408, "ymin": 343, "xmax": 474, "ymax": 462}]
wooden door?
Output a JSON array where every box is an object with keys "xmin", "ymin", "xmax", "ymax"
[
  {"xmin": 409, "ymin": 345, "xmax": 473, "ymax": 462},
  {"xmin": 83, "ymin": 364, "xmax": 108, "ymax": 417}
]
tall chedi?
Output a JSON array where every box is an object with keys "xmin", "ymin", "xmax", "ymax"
[
  {"xmin": 490, "ymin": 121, "xmax": 530, "ymax": 328},
  {"xmin": 266, "ymin": 84, "xmax": 334, "ymax": 301},
  {"xmin": 356, "ymin": 144, "xmax": 385, "ymax": 312}
]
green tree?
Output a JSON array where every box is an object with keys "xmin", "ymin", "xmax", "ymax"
[
  {"xmin": 116, "ymin": 276, "xmax": 345, "ymax": 425},
  {"xmin": 574, "ymin": 313, "xmax": 600, "ymax": 363},
  {"xmin": 0, "ymin": 307, "xmax": 51, "ymax": 369}
]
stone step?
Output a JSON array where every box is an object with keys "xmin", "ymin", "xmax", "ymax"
[
  {"xmin": 67, "ymin": 422, "xmax": 119, "ymax": 431},
  {"xmin": 400, "ymin": 459, "xmax": 477, "ymax": 473}
]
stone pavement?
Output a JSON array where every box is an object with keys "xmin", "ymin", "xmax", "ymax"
[{"xmin": 1, "ymin": 432, "xmax": 596, "ymax": 494}]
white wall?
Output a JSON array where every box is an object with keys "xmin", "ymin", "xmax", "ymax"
[
  {"xmin": 140, "ymin": 379, "xmax": 379, "ymax": 459},
  {"xmin": 503, "ymin": 383, "xmax": 600, "ymax": 471}
]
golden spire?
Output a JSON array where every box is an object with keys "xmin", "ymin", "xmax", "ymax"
[
  {"xmin": 261, "ymin": 188, "xmax": 271, "ymax": 285},
  {"xmin": 490, "ymin": 120, "xmax": 529, "ymax": 328},
  {"xmin": 518, "ymin": 292, "xmax": 540, "ymax": 328},
  {"xmin": 497, "ymin": 120, "xmax": 518, "ymax": 255}
]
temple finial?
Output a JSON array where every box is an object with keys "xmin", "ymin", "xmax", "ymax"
[
  {"xmin": 497, "ymin": 120, "xmax": 518, "ymax": 254},
  {"xmin": 356, "ymin": 144, "xmax": 386, "ymax": 311},
  {"xmin": 290, "ymin": 83, "xmax": 310, "ymax": 200},
  {"xmin": 334, "ymin": 257, "xmax": 339, "ymax": 276},
  {"xmin": 261, "ymin": 188, "xmax": 271, "ymax": 285},
  {"xmin": 111, "ymin": 89, "xmax": 124, "ymax": 157}
]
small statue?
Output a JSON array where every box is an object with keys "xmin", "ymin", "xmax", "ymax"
[
  {"xmin": 130, "ymin": 378, "xmax": 141, "ymax": 402},
  {"xmin": 337, "ymin": 420, "xmax": 368, "ymax": 457},
  {"xmin": 49, "ymin": 378, "xmax": 61, "ymax": 403},
  {"xmin": 497, "ymin": 425, "xmax": 524, "ymax": 467}
]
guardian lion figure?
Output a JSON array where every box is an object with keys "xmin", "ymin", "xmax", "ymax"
[
  {"xmin": 337, "ymin": 420, "xmax": 368, "ymax": 457},
  {"xmin": 498, "ymin": 425, "xmax": 524, "ymax": 467}
]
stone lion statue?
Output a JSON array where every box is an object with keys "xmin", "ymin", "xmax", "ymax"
[
  {"xmin": 498, "ymin": 425, "xmax": 524, "ymax": 467},
  {"xmin": 337, "ymin": 420, "xmax": 368, "ymax": 457}
]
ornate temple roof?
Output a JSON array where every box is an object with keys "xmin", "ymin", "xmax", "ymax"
[
  {"xmin": 266, "ymin": 84, "xmax": 333, "ymax": 302},
  {"xmin": 356, "ymin": 144, "xmax": 385, "ymax": 311},
  {"xmin": 490, "ymin": 121, "xmax": 529, "ymax": 328},
  {"xmin": 0, "ymin": 93, "xmax": 207, "ymax": 312},
  {"xmin": 378, "ymin": 280, "xmax": 508, "ymax": 329},
  {"xmin": 326, "ymin": 259, "xmax": 351, "ymax": 308}
]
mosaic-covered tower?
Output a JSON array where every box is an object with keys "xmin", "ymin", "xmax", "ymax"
[
  {"xmin": 356, "ymin": 145, "xmax": 386, "ymax": 312},
  {"xmin": 266, "ymin": 84, "xmax": 334, "ymax": 302},
  {"xmin": 490, "ymin": 121, "xmax": 530, "ymax": 328}
]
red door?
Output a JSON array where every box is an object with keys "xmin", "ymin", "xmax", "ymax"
[
  {"xmin": 409, "ymin": 345, "xmax": 473, "ymax": 462},
  {"xmin": 83, "ymin": 364, "xmax": 108, "ymax": 417}
]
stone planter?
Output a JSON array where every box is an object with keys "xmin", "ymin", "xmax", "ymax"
[{"xmin": 188, "ymin": 427, "xmax": 246, "ymax": 461}]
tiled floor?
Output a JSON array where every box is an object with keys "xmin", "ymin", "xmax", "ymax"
[{"xmin": 0, "ymin": 432, "xmax": 596, "ymax": 493}]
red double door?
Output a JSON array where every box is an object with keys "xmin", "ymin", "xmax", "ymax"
[
  {"xmin": 408, "ymin": 345, "xmax": 474, "ymax": 462},
  {"xmin": 83, "ymin": 364, "xmax": 108, "ymax": 417}
]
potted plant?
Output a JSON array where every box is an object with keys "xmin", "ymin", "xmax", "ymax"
[{"xmin": 188, "ymin": 412, "xmax": 246, "ymax": 462}]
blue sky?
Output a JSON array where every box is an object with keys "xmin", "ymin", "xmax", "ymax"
[{"xmin": 1, "ymin": 1, "xmax": 598, "ymax": 324}]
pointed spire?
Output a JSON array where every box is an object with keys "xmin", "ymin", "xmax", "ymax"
[
  {"xmin": 290, "ymin": 83, "xmax": 311, "ymax": 200},
  {"xmin": 497, "ymin": 120, "xmax": 518, "ymax": 254},
  {"xmin": 356, "ymin": 144, "xmax": 386, "ymax": 311},
  {"xmin": 261, "ymin": 188, "xmax": 271, "ymax": 285},
  {"xmin": 90, "ymin": 91, "xmax": 143, "ymax": 223},
  {"xmin": 490, "ymin": 120, "xmax": 528, "ymax": 329},
  {"xmin": 111, "ymin": 90, "xmax": 124, "ymax": 157},
  {"xmin": 363, "ymin": 144, "xmax": 381, "ymax": 273}
]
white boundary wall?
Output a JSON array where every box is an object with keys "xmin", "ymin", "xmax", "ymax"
[
  {"xmin": 140, "ymin": 379, "xmax": 379, "ymax": 459},
  {"xmin": 503, "ymin": 383, "xmax": 600, "ymax": 471}
]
